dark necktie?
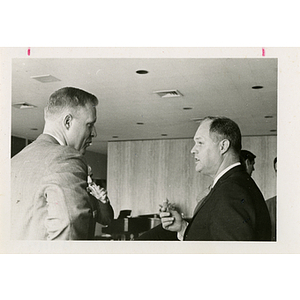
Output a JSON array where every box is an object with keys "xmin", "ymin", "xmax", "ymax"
[
  {"xmin": 193, "ymin": 185, "xmax": 213, "ymax": 216},
  {"xmin": 184, "ymin": 185, "xmax": 214, "ymax": 240}
]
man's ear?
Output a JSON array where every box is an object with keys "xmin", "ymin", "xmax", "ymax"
[
  {"xmin": 245, "ymin": 159, "xmax": 250, "ymax": 168},
  {"xmin": 64, "ymin": 114, "xmax": 73, "ymax": 130},
  {"xmin": 220, "ymin": 139, "xmax": 230, "ymax": 154}
]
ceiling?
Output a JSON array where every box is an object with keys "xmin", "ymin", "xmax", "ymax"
[{"xmin": 11, "ymin": 58, "xmax": 277, "ymax": 155}]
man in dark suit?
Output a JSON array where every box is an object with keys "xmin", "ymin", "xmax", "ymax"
[
  {"xmin": 240, "ymin": 149, "xmax": 256, "ymax": 176},
  {"xmin": 11, "ymin": 87, "xmax": 113, "ymax": 240},
  {"xmin": 159, "ymin": 116, "xmax": 271, "ymax": 241}
]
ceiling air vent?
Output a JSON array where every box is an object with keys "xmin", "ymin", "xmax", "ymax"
[
  {"xmin": 12, "ymin": 102, "xmax": 37, "ymax": 109},
  {"xmin": 154, "ymin": 89, "xmax": 183, "ymax": 98},
  {"xmin": 31, "ymin": 74, "xmax": 61, "ymax": 83}
]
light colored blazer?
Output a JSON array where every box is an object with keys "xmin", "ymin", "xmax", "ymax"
[{"xmin": 11, "ymin": 134, "xmax": 95, "ymax": 240}]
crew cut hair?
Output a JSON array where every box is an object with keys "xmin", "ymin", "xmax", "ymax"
[
  {"xmin": 45, "ymin": 87, "xmax": 98, "ymax": 118},
  {"xmin": 203, "ymin": 116, "xmax": 242, "ymax": 154}
]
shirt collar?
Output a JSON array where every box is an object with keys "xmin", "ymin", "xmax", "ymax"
[
  {"xmin": 46, "ymin": 133, "xmax": 64, "ymax": 146},
  {"xmin": 211, "ymin": 162, "xmax": 241, "ymax": 188}
]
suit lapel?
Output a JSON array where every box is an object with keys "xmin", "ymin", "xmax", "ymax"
[
  {"xmin": 193, "ymin": 186, "xmax": 214, "ymax": 216},
  {"xmin": 192, "ymin": 165, "xmax": 243, "ymax": 217},
  {"xmin": 184, "ymin": 189, "xmax": 215, "ymax": 240},
  {"xmin": 184, "ymin": 165, "xmax": 243, "ymax": 240}
]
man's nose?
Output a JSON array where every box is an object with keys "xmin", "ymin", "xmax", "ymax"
[
  {"xmin": 91, "ymin": 126, "xmax": 97, "ymax": 138},
  {"xmin": 191, "ymin": 145, "xmax": 196, "ymax": 154}
]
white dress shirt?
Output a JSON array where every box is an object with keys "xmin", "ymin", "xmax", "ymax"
[{"xmin": 46, "ymin": 133, "xmax": 64, "ymax": 146}]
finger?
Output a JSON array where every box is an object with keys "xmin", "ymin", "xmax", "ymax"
[
  {"xmin": 161, "ymin": 217, "xmax": 174, "ymax": 224},
  {"xmin": 99, "ymin": 193, "xmax": 107, "ymax": 199},
  {"xmin": 161, "ymin": 219, "xmax": 174, "ymax": 228},
  {"xmin": 159, "ymin": 206, "xmax": 167, "ymax": 212},
  {"xmin": 88, "ymin": 187, "xmax": 96, "ymax": 193},
  {"xmin": 159, "ymin": 212, "xmax": 171, "ymax": 218}
]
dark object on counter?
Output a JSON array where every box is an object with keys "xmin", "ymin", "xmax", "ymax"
[
  {"xmin": 117, "ymin": 210, "xmax": 132, "ymax": 219},
  {"xmin": 102, "ymin": 214, "xmax": 161, "ymax": 240}
]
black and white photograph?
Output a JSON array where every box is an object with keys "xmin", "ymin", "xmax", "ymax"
[
  {"xmin": 1, "ymin": 46, "xmax": 298, "ymax": 255},
  {"xmin": 10, "ymin": 55, "xmax": 278, "ymax": 243}
]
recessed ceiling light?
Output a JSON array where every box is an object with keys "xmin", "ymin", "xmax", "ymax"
[
  {"xmin": 183, "ymin": 107, "xmax": 192, "ymax": 110},
  {"xmin": 136, "ymin": 70, "xmax": 148, "ymax": 74},
  {"xmin": 136, "ymin": 122, "xmax": 144, "ymax": 125},
  {"xmin": 252, "ymin": 85, "xmax": 264, "ymax": 89}
]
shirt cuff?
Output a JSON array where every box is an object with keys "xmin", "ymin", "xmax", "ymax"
[
  {"xmin": 177, "ymin": 220, "xmax": 189, "ymax": 241},
  {"xmin": 98, "ymin": 197, "xmax": 109, "ymax": 204}
]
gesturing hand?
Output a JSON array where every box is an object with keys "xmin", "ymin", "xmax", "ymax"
[
  {"xmin": 159, "ymin": 199, "xmax": 183, "ymax": 232},
  {"xmin": 87, "ymin": 182, "xmax": 108, "ymax": 203}
]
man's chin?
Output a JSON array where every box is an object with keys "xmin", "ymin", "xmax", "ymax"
[{"xmin": 196, "ymin": 166, "xmax": 205, "ymax": 174}]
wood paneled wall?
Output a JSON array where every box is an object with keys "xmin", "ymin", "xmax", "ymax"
[{"xmin": 107, "ymin": 136, "xmax": 277, "ymax": 218}]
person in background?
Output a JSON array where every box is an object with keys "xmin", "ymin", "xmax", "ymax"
[
  {"xmin": 240, "ymin": 149, "xmax": 256, "ymax": 176},
  {"xmin": 265, "ymin": 157, "xmax": 277, "ymax": 241},
  {"xmin": 11, "ymin": 87, "xmax": 103, "ymax": 240},
  {"xmin": 159, "ymin": 116, "xmax": 271, "ymax": 241}
]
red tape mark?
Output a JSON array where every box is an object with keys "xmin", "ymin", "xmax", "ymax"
[
  {"xmin": 262, "ymin": 48, "xmax": 265, "ymax": 56},
  {"xmin": 27, "ymin": 48, "xmax": 30, "ymax": 56}
]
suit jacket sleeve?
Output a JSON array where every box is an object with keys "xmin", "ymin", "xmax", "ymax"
[
  {"xmin": 42, "ymin": 152, "xmax": 92, "ymax": 240},
  {"xmin": 96, "ymin": 200, "xmax": 114, "ymax": 225},
  {"xmin": 207, "ymin": 182, "xmax": 256, "ymax": 241}
]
